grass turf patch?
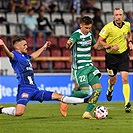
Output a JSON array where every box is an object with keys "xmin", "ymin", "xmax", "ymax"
[{"xmin": 0, "ymin": 102, "xmax": 133, "ymax": 133}]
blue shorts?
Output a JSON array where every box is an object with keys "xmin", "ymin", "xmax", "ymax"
[{"xmin": 16, "ymin": 84, "xmax": 53, "ymax": 106}]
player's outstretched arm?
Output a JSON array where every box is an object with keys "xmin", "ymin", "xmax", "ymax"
[
  {"xmin": 0, "ymin": 39, "xmax": 14, "ymax": 59},
  {"xmin": 30, "ymin": 41, "xmax": 51, "ymax": 60}
]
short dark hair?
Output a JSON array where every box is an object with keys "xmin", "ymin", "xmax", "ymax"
[
  {"xmin": 12, "ymin": 36, "xmax": 26, "ymax": 45},
  {"xmin": 94, "ymin": 8, "xmax": 101, "ymax": 14},
  {"xmin": 27, "ymin": 7, "xmax": 34, "ymax": 13},
  {"xmin": 80, "ymin": 16, "xmax": 93, "ymax": 25},
  {"xmin": 114, "ymin": 8, "xmax": 123, "ymax": 12}
]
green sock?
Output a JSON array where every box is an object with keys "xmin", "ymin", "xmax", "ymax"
[
  {"xmin": 85, "ymin": 88, "xmax": 102, "ymax": 112},
  {"xmin": 70, "ymin": 90, "xmax": 90, "ymax": 98},
  {"xmin": 85, "ymin": 99, "xmax": 98, "ymax": 112}
]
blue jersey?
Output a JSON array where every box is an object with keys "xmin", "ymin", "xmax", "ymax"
[
  {"xmin": 9, "ymin": 51, "xmax": 53, "ymax": 106},
  {"xmin": 10, "ymin": 50, "xmax": 36, "ymax": 85}
]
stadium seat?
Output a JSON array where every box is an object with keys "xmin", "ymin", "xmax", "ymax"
[
  {"xmin": 54, "ymin": 25, "xmax": 66, "ymax": 37},
  {"xmin": 40, "ymin": 49, "xmax": 51, "ymax": 56},
  {"xmin": 1, "ymin": 0, "xmax": 9, "ymax": 10},
  {"xmin": 36, "ymin": 36, "xmax": 45, "ymax": 49},
  {"xmin": 66, "ymin": 61, "xmax": 71, "ymax": 69},
  {"xmin": 0, "ymin": 1, "xmax": 2, "ymax": 9},
  {"xmin": 18, "ymin": 12, "xmax": 26, "ymax": 24},
  {"xmin": 102, "ymin": 1, "xmax": 112, "ymax": 13},
  {"xmin": 95, "ymin": 50, "xmax": 106, "ymax": 56},
  {"xmin": 45, "ymin": 49, "xmax": 51, "ymax": 56},
  {"xmin": 66, "ymin": 24, "xmax": 71, "ymax": 36},
  {"xmin": 62, "ymin": 13, "xmax": 73, "ymax": 24},
  {"xmin": 129, "ymin": 51, "xmax": 133, "ymax": 70},
  {"xmin": 51, "ymin": 12, "xmax": 62, "ymax": 22},
  {"xmin": 129, "ymin": 61, "xmax": 133, "ymax": 70},
  {"xmin": 58, "ymin": 1, "xmax": 69, "ymax": 13},
  {"xmin": 51, "ymin": 48, "xmax": 61, "ymax": 56},
  {"xmin": 0, "ymin": 48, "xmax": 6, "ymax": 56},
  {"xmin": 99, "ymin": 61, "xmax": 106, "ymax": 69},
  {"xmin": 51, "ymin": 48, "xmax": 66, "ymax": 69},
  {"xmin": 113, "ymin": 1, "xmax": 122, "ymax": 10},
  {"xmin": 91, "ymin": 49, "xmax": 96, "ymax": 56},
  {"xmin": 94, "ymin": 1, "xmax": 102, "ymax": 10},
  {"xmin": 0, "ymin": 36, "xmax": 8, "ymax": 44},
  {"xmin": 40, "ymin": 62, "xmax": 49, "ymax": 69},
  {"xmin": 101, "ymin": 14, "xmax": 106, "ymax": 24},
  {"xmin": 28, "ymin": 49, "xmax": 34, "ymax": 55},
  {"xmin": 46, "ymin": 36, "xmax": 58, "ymax": 47},
  {"xmin": 0, "ymin": 24, "xmax": 7, "ymax": 35},
  {"xmin": 73, "ymin": 14, "xmax": 81, "ymax": 21},
  {"xmin": 95, "ymin": 50, "xmax": 106, "ymax": 70},
  {"xmin": 105, "ymin": 13, "xmax": 113, "ymax": 23},
  {"xmin": 62, "ymin": 49, "xmax": 71, "ymax": 56},
  {"xmin": 32, "ymin": 61, "xmax": 38, "ymax": 70},
  {"xmin": 93, "ymin": 61, "xmax": 99, "ymax": 68},
  {"xmin": 58, "ymin": 37, "xmax": 68, "ymax": 48},
  {"xmin": 9, "ymin": 24, "xmax": 22, "ymax": 36},
  {"xmin": 86, "ymin": 13, "xmax": 94, "ymax": 19},
  {"xmin": 54, "ymin": 61, "xmax": 66, "ymax": 69},
  {"xmin": 129, "ymin": 50, "xmax": 133, "ymax": 56},
  {"xmin": 62, "ymin": 49, "xmax": 71, "ymax": 69},
  {"xmin": 0, "ymin": 12, "xmax": 6, "ymax": 18},
  {"xmin": 44, "ymin": 12, "xmax": 51, "ymax": 22},
  {"xmin": 124, "ymin": 2, "xmax": 133, "ymax": 13},
  {"xmin": 6, "ymin": 12, "xmax": 18, "ymax": 24},
  {"xmin": 26, "ymin": 37, "xmax": 34, "ymax": 49}
]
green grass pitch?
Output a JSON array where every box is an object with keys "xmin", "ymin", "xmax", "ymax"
[{"xmin": 0, "ymin": 102, "xmax": 133, "ymax": 133}]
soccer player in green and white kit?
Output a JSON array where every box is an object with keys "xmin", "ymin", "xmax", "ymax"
[{"xmin": 60, "ymin": 16, "xmax": 103, "ymax": 119}]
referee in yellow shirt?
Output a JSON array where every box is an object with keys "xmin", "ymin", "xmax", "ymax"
[{"xmin": 98, "ymin": 8, "xmax": 133, "ymax": 113}]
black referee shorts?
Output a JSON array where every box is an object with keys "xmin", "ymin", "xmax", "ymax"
[{"xmin": 105, "ymin": 50, "xmax": 129, "ymax": 76}]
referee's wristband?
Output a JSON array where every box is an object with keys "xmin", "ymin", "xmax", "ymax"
[{"xmin": 128, "ymin": 40, "xmax": 133, "ymax": 44}]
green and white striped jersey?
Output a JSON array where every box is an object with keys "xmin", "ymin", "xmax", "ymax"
[{"xmin": 70, "ymin": 29, "xmax": 96, "ymax": 70}]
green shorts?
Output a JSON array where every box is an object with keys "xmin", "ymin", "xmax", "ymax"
[{"xmin": 74, "ymin": 66, "xmax": 101, "ymax": 87}]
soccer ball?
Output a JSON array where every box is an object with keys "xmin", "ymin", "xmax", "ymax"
[{"xmin": 94, "ymin": 106, "xmax": 108, "ymax": 119}]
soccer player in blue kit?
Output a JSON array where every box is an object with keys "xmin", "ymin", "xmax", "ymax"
[{"xmin": 0, "ymin": 36, "xmax": 91, "ymax": 117}]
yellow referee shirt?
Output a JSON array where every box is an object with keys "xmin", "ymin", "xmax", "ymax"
[{"xmin": 99, "ymin": 21, "xmax": 131, "ymax": 54}]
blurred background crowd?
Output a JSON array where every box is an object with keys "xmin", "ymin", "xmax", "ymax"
[{"xmin": 0, "ymin": 0, "xmax": 133, "ymax": 73}]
